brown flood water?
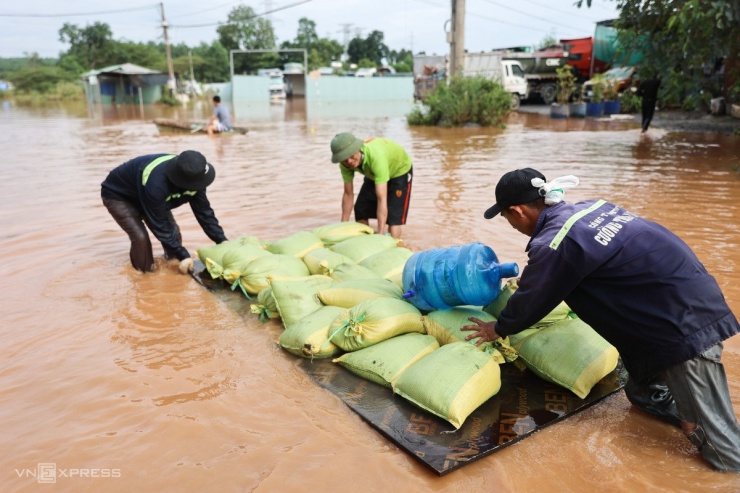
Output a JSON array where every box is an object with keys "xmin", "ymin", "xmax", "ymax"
[{"xmin": 2, "ymin": 98, "xmax": 740, "ymax": 492}]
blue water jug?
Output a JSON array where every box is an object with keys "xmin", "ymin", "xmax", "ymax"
[{"xmin": 401, "ymin": 242, "xmax": 519, "ymax": 311}]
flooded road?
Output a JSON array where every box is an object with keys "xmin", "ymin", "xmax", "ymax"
[{"xmin": 2, "ymin": 98, "xmax": 739, "ymax": 492}]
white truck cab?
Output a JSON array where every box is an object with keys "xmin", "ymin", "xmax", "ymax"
[{"xmin": 463, "ymin": 53, "xmax": 528, "ymax": 109}]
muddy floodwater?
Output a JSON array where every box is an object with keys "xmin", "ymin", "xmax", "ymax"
[{"xmin": 2, "ymin": 98, "xmax": 740, "ymax": 492}]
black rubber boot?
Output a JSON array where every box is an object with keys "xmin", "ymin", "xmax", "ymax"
[{"xmin": 624, "ymin": 374, "xmax": 682, "ymax": 428}]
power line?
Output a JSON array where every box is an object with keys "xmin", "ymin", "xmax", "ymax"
[
  {"xmin": 172, "ymin": 0, "xmax": 312, "ymax": 29},
  {"xmin": 407, "ymin": 0, "xmax": 562, "ymax": 33},
  {"xmin": 0, "ymin": 5, "xmax": 158, "ymax": 18},
  {"xmin": 170, "ymin": 1, "xmax": 247, "ymax": 20},
  {"xmin": 519, "ymin": 0, "xmax": 606, "ymax": 21},
  {"xmin": 479, "ymin": 0, "xmax": 584, "ymax": 32}
]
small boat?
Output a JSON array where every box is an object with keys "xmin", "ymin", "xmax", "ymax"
[{"xmin": 153, "ymin": 118, "xmax": 249, "ymax": 135}]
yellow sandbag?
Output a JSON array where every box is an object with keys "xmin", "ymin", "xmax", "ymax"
[
  {"xmin": 483, "ymin": 278, "xmax": 571, "ymax": 327},
  {"xmin": 329, "ymin": 234, "xmax": 400, "ymax": 263},
  {"xmin": 265, "ymin": 231, "xmax": 324, "ymax": 259},
  {"xmin": 312, "ymin": 221, "xmax": 374, "ymax": 247},
  {"xmin": 250, "ymin": 287, "xmax": 280, "ymax": 322},
  {"xmin": 220, "ymin": 245, "xmax": 271, "ymax": 284},
  {"xmin": 359, "ymin": 247, "xmax": 413, "ymax": 280},
  {"xmin": 278, "ymin": 305, "xmax": 345, "ymax": 359},
  {"xmin": 422, "ymin": 307, "xmax": 517, "ymax": 365},
  {"xmin": 327, "ymin": 298, "xmax": 424, "ymax": 352},
  {"xmin": 237, "ymin": 254, "xmax": 310, "ymax": 296},
  {"xmin": 269, "ymin": 275, "xmax": 334, "ymax": 327},
  {"xmin": 333, "ymin": 333, "xmax": 439, "ymax": 387},
  {"xmin": 327, "ymin": 263, "xmax": 382, "ymax": 282},
  {"xmin": 393, "ymin": 342, "xmax": 502, "ymax": 429},
  {"xmin": 197, "ymin": 236, "xmax": 262, "ymax": 279},
  {"xmin": 302, "ymin": 248, "xmax": 354, "ymax": 276},
  {"xmin": 387, "ymin": 272, "xmax": 403, "ymax": 289},
  {"xmin": 317, "ymin": 278, "xmax": 403, "ymax": 308},
  {"xmin": 510, "ymin": 317, "xmax": 619, "ymax": 399}
]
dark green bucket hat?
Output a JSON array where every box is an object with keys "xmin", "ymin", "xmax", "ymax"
[{"xmin": 330, "ymin": 132, "xmax": 364, "ymax": 163}]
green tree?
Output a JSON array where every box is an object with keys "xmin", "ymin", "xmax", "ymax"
[
  {"xmin": 193, "ymin": 41, "xmax": 230, "ymax": 82},
  {"xmin": 536, "ymin": 35, "xmax": 557, "ymax": 51},
  {"xmin": 172, "ymin": 41, "xmax": 230, "ymax": 83},
  {"xmin": 293, "ymin": 17, "xmax": 319, "ymax": 47},
  {"xmin": 58, "ymin": 22, "xmax": 114, "ymax": 69},
  {"xmin": 280, "ymin": 18, "xmax": 343, "ymax": 70},
  {"xmin": 8, "ymin": 66, "xmax": 76, "ymax": 93},
  {"xmin": 0, "ymin": 55, "xmax": 57, "ymax": 79},
  {"xmin": 388, "ymin": 48, "xmax": 413, "ymax": 72},
  {"xmin": 109, "ymin": 42, "xmax": 167, "ymax": 72},
  {"xmin": 346, "ymin": 30, "xmax": 389, "ymax": 66},
  {"xmin": 577, "ymin": 0, "xmax": 739, "ymax": 108},
  {"xmin": 217, "ymin": 5, "xmax": 279, "ymax": 74}
]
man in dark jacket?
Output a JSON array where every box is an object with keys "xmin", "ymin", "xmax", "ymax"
[
  {"xmin": 636, "ymin": 77, "xmax": 661, "ymax": 132},
  {"xmin": 101, "ymin": 150, "xmax": 227, "ymax": 273},
  {"xmin": 462, "ymin": 167, "xmax": 740, "ymax": 471}
]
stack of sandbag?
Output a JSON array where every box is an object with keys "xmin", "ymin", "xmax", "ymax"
[{"xmin": 195, "ymin": 227, "xmax": 620, "ymax": 430}]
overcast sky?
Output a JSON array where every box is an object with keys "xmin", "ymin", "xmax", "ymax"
[{"xmin": 0, "ymin": 0, "xmax": 621, "ymax": 59}]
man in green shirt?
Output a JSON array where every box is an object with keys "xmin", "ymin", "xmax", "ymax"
[{"xmin": 330, "ymin": 132, "xmax": 413, "ymax": 239}]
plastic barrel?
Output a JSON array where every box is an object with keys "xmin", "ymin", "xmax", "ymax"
[{"xmin": 402, "ymin": 242, "xmax": 519, "ymax": 311}]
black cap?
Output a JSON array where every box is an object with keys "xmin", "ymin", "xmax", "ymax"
[
  {"xmin": 484, "ymin": 168, "xmax": 546, "ymax": 219},
  {"xmin": 165, "ymin": 150, "xmax": 216, "ymax": 190}
]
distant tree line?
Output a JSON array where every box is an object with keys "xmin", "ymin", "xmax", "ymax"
[
  {"xmin": 1, "ymin": 5, "xmax": 413, "ymax": 95},
  {"xmin": 2, "ymin": 1, "xmax": 736, "ymax": 109}
]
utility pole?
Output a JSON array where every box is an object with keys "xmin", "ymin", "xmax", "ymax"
[
  {"xmin": 188, "ymin": 50, "xmax": 195, "ymax": 87},
  {"xmin": 449, "ymin": 0, "xmax": 465, "ymax": 77},
  {"xmin": 160, "ymin": 2, "xmax": 176, "ymax": 95}
]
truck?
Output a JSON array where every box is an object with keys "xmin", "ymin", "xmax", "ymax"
[
  {"xmin": 462, "ymin": 52, "xmax": 528, "ymax": 109},
  {"xmin": 257, "ymin": 68, "xmax": 287, "ymax": 100},
  {"xmin": 494, "ymin": 20, "xmax": 643, "ymax": 105},
  {"xmin": 413, "ymin": 53, "xmax": 527, "ymax": 109},
  {"xmin": 496, "ymin": 48, "xmax": 569, "ymax": 105}
]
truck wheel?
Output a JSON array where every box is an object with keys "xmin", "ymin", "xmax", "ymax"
[
  {"xmin": 540, "ymin": 84, "xmax": 557, "ymax": 105},
  {"xmin": 510, "ymin": 94, "xmax": 521, "ymax": 110}
]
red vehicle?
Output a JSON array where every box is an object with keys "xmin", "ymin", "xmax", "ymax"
[{"xmin": 560, "ymin": 37, "xmax": 609, "ymax": 81}]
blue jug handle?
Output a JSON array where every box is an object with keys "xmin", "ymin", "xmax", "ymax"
[{"xmin": 499, "ymin": 262, "xmax": 519, "ymax": 279}]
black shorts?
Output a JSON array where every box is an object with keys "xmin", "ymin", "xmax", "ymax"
[{"xmin": 354, "ymin": 168, "xmax": 412, "ymax": 225}]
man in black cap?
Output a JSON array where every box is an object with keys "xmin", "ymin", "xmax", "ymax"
[
  {"xmin": 101, "ymin": 150, "xmax": 227, "ymax": 273},
  {"xmin": 462, "ymin": 168, "xmax": 740, "ymax": 471}
]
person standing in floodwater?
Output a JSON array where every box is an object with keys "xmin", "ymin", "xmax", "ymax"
[
  {"xmin": 101, "ymin": 150, "xmax": 228, "ymax": 274},
  {"xmin": 329, "ymin": 132, "xmax": 413, "ymax": 239},
  {"xmin": 636, "ymin": 76, "xmax": 661, "ymax": 132}
]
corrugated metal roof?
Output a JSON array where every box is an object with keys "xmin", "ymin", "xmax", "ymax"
[{"xmin": 81, "ymin": 63, "xmax": 163, "ymax": 78}]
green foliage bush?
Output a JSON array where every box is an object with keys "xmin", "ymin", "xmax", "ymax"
[
  {"xmin": 589, "ymin": 74, "xmax": 605, "ymax": 103},
  {"xmin": 406, "ymin": 75, "xmax": 512, "ymax": 128},
  {"xmin": 47, "ymin": 81, "xmax": 84, "ymax": 101},
  {"xmin": 556, "ymin": 65, "xmax": 576, "ymax": 105},
  {"xmin": 619, "ymin": 89, "xmax": 641, "ymax": 113},
  {"xmin": 159, "ymin": 92, "xmax": 181, "ymax": 106},
  {"xmin": 9, "ymin": 66, "xmax": 76, "ymax": 94}
]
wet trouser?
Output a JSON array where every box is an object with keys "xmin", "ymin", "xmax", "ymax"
[
  {"xmin": 102, "ymin": 196, "xmax": 181, "ymax": 272},
  {"xmin": 659, "ymin": 342, "xmax": 740, "ymax": 472},
  {"xmin": 641, "ymin": 98, "xmax": 656, "ymax": 131}
]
